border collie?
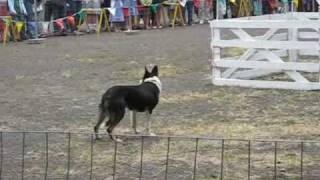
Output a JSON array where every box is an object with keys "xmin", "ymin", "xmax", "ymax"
[{"xmin": 94, "ymin": 65, "xmax": 161, "ymax": 142}]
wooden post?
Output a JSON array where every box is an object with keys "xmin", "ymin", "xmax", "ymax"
[
  {"xmin": 212, "ymin": 27, "xmax": 221, "ymax": 82},
  {"xmin": 318, "ymin": 3, "xmax": 320, "ymax": 83}
]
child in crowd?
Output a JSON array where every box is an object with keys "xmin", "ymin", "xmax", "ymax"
[
  {"xmin": 139, "ymin": 0, "xmax": 152, "ymax": 29},
  {"xmin": 129, "ymin": 0, "xmax": 139, "ymax": 29},
  {"xmin": 150, "ymin": 0, "xmax": 162, "ymax": 28},
  {"xmin": 109, "ymin": 0, "xmax": 125, "ymax": 32},
  {"xmin": 198, "ymin": 0, "xmax": 211, "ymax": 24},
  {"xmin": 123, "ymin": 0, "xmax": 138, "ymax": 30}
]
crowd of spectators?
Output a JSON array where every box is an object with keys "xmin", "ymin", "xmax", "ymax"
[{"xmin": 0, "ymin": 0, "xmax": 318, "ymax": 42}]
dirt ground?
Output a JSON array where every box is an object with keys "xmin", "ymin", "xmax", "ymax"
[{"xmin": 1, "ymin": 25, "xmax": 320, "ymax": 179}]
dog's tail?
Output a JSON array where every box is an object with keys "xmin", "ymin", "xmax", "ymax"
[
  {"xmin": 94, "ymin": 96, "xmax": 110, "ymax": 139},
  {"xmin": 99, "ymin": 97, "xmax": 109, "ymax": 116}
]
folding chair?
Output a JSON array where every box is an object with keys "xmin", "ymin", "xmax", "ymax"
[
  {"xmin": 79, "ymin": 8, "xmax": 110, "ymax": 34},
  {"xmin": 1, "ymin": 16, "xmax": 13, "ymax": 45},
  {"xmin": 162, "ymin": 1, "xmax": 185, "ymax": 29}
]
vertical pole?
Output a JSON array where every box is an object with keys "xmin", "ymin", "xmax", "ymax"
[
  {"xmin": 0, "ymin": 132, "xmax": 3, "ymax": 180},
  {"xmin": 216, "ymin": 0, "xmax": 219, "ymax": 19},
  {"xmin": 318, "ymin": 3, "xmax": 320, "ymax": 83},
  {"xmin": 90, "ymin": 134, "xmax": 94, "ymax": 180},
  {"xmin": 220, "ymin": 139, "xmax": 224, "ymax": 180},
  {"xmin": 274, "ymin": 141, "xmax": 277, "ymax": 180},
  {"xmin": 66, "ymin": 133, "xmax": 71, "ymax": 180},
  {"xmin": 44, "ymin": 133, "xmax": 49, "ymax": 180},
  {"xmin": 193, "ymin": 138, "xmax": 199, "ymax": 180},
  {"xmin": 165, "ymin": 137, "xmax": 170, "ymax": 180},
  {"xmin": 21, "ymin": 133, "xmax": 25, "ymax": 180},
  {"xmin": 139, "ymin": 136, "xmax": 144, "ymax": 180},
  {"xmin": 212, "ymin": 27, "xmax": 221, "ymax": 83},
  {"xmin": 300, "ymin": 142, "xmax": 304, "ymax": 180},
  {"xmin": 112, "ymin": 141, "xmax": 118, "ymax": 180},
  {"xmin": 288, "ymin": 0, "xmax": 298, "ymax": 64},
  {"xmin": 248, "ymin": 140, "xmax": 251, "ymax": 180},
  {"xmin": 211, "ymin": 0, "xmax": 221, "ymax": 85}
]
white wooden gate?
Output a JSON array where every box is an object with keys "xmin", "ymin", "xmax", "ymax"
[{"xmin": 210, "ymin": 13, "xmax": 320, "ymax": 90}]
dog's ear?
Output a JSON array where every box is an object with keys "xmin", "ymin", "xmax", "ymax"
[
  {"xmin": 151, "ymin": 65, "xmax": 158, "ymax": 76},
  {"xmin": 145, "ymin": 66, "xmax": 150, "ymax": 73},
  {"xmin": 143, "ymin": 66, "xmax": 151, "ymax": 80}
]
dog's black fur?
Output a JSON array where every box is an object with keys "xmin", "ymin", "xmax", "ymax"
[{"xmin": 94, "ymin": 65, "xmax": 160, "ymax": 141}]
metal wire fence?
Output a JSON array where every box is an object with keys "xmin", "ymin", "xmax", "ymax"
[{"xmin": 1, "ymin": 131, "xmax": 320, "ymax": 180}]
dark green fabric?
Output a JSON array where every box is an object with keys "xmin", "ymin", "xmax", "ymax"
[{"xmin": 150, "ymin": 3, "xmax": 159, "ymax": 13}]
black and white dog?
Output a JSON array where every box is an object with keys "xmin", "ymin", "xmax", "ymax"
[{"xmin": 94, "ymin": 65, "xmax": 161, "ymax": 142}]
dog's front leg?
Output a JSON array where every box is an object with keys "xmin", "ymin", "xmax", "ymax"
[
  {"xmin": 130, "ymin": 110, "xmax": 139, "ymax": 134},
  {"xmin": 145, "ymin": 112, "xmax": 156, "ymax": 136}
]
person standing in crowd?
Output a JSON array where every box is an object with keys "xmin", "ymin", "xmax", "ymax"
[
  {"xmin": 44, "ymin": 0, "xmax": 66, "ymax": 21},
  {"xmin": 44, "ymin": 0, "xmax": 66, "ymax": 34},
  {"xmin": 198, "ymin": 0, "xmax": 211, "ymax": 24},
  {"xmin": 182, "ymin": 0, "xmax": 193, "ymax": 25},
  {"xmin": 109, "ymin": 0, "xmax": 124, "ymax": 32},
  {"xmin": 193, "ymin": 0, "xmax": 200, "ymax": 22},
  {"xmin": 24, "ymin": 0, "xmax": 35, "ymax": 38},
  {"xmin": 123, "ymin": 0, "xmax": 138, "ymax": 30},
  {"xmin": 150, "ymin": 0, "xmax": 162, "ymax": 28},
  {"xmin": 8, "ymin": 0, "xmax": 27, "ymax": 20},
  {"xmin": 67, "ymin": 0, "xmax": 82, "ymax": 15},
  {"xmin": 303, "ymin": 0, "xmax": 313, "ymax": 11},
  {"xmin": 139, "ymin": 0, "xmax": 151, "ymax": 29}
]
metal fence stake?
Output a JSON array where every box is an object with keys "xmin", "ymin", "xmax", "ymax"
[
  {"xmin": 139, "ymin": 136, "xmax": 144, "ymax": 180},
  {"xmin": 274, "ymin": 141, "xmax": 277, "ymax": 180},
  {"xmin": 220, "ymin": 139, "xmax": 225, "ymax": 180},
  {"xmin": 193, "ymin": 138, "xmax": 199, "ymax": 180},
  {"xmin": 113, "ymin": 141, "xmax": 118, "ymax": 180},
  {"xmin": 300, "ymin": 142, "xmax": 304, "ymax": 180},
  {"xmin": 45, "ymin": 133, "xmax": 49, "ymax": 180},
  {"xmin": 66, "ymin": 133, "xmax": 71, "ymax": 180},
  {"xmin": 165, "ymin": 137, "xmax": 171, "ymax": 180},
  {"xmin": 248, "ymin": 140, "xmax": 251, "ymax": 180},
  {"xmin": 21, "ymin": 133, "xmax": 25, "ymax": 180},
  {"xmin": 0, "ymin": 132, "xmax": 3, "ymax": 180},
  {"xmin": 90, "ymin": 134, "xmax": 94, "ymax": 180}
]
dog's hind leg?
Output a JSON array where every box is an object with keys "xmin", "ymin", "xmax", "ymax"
[
  {"xmin": 130, "ymin": 110, "xmax": 139, "ymax": 134},
  {"xmin": 107, "ymin": 109, "xmax": 125, "ymax": 142},
  {"xmin": 94, "ymin": 111, "xmax": 107, "ymax": 140}
]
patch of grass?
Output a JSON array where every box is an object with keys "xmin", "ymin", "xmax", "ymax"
[
  {"xmin": 160, "ymin": 64, "xmax": 190, "ymax": 77},
  {"xmin": 161, "ymin": 91, "xmax": 211, "ymax": 104}
]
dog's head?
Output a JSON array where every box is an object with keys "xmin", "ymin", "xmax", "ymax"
[
  {"xmin": 141, "ymin": 65, "xmax": 162, "ymax": 92},
  {"xmin": 142, "ymin": 65, "xmax": 159, "ymax": 81}
]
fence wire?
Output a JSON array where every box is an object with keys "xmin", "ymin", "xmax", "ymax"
[{"xmin": 0, "ymin": 131, "xmax": 320, "ymax": 180}]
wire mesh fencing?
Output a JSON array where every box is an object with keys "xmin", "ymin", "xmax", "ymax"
[{"xmin": 1, "ymin": 131, "xmax": 320, "ymax": 180}]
